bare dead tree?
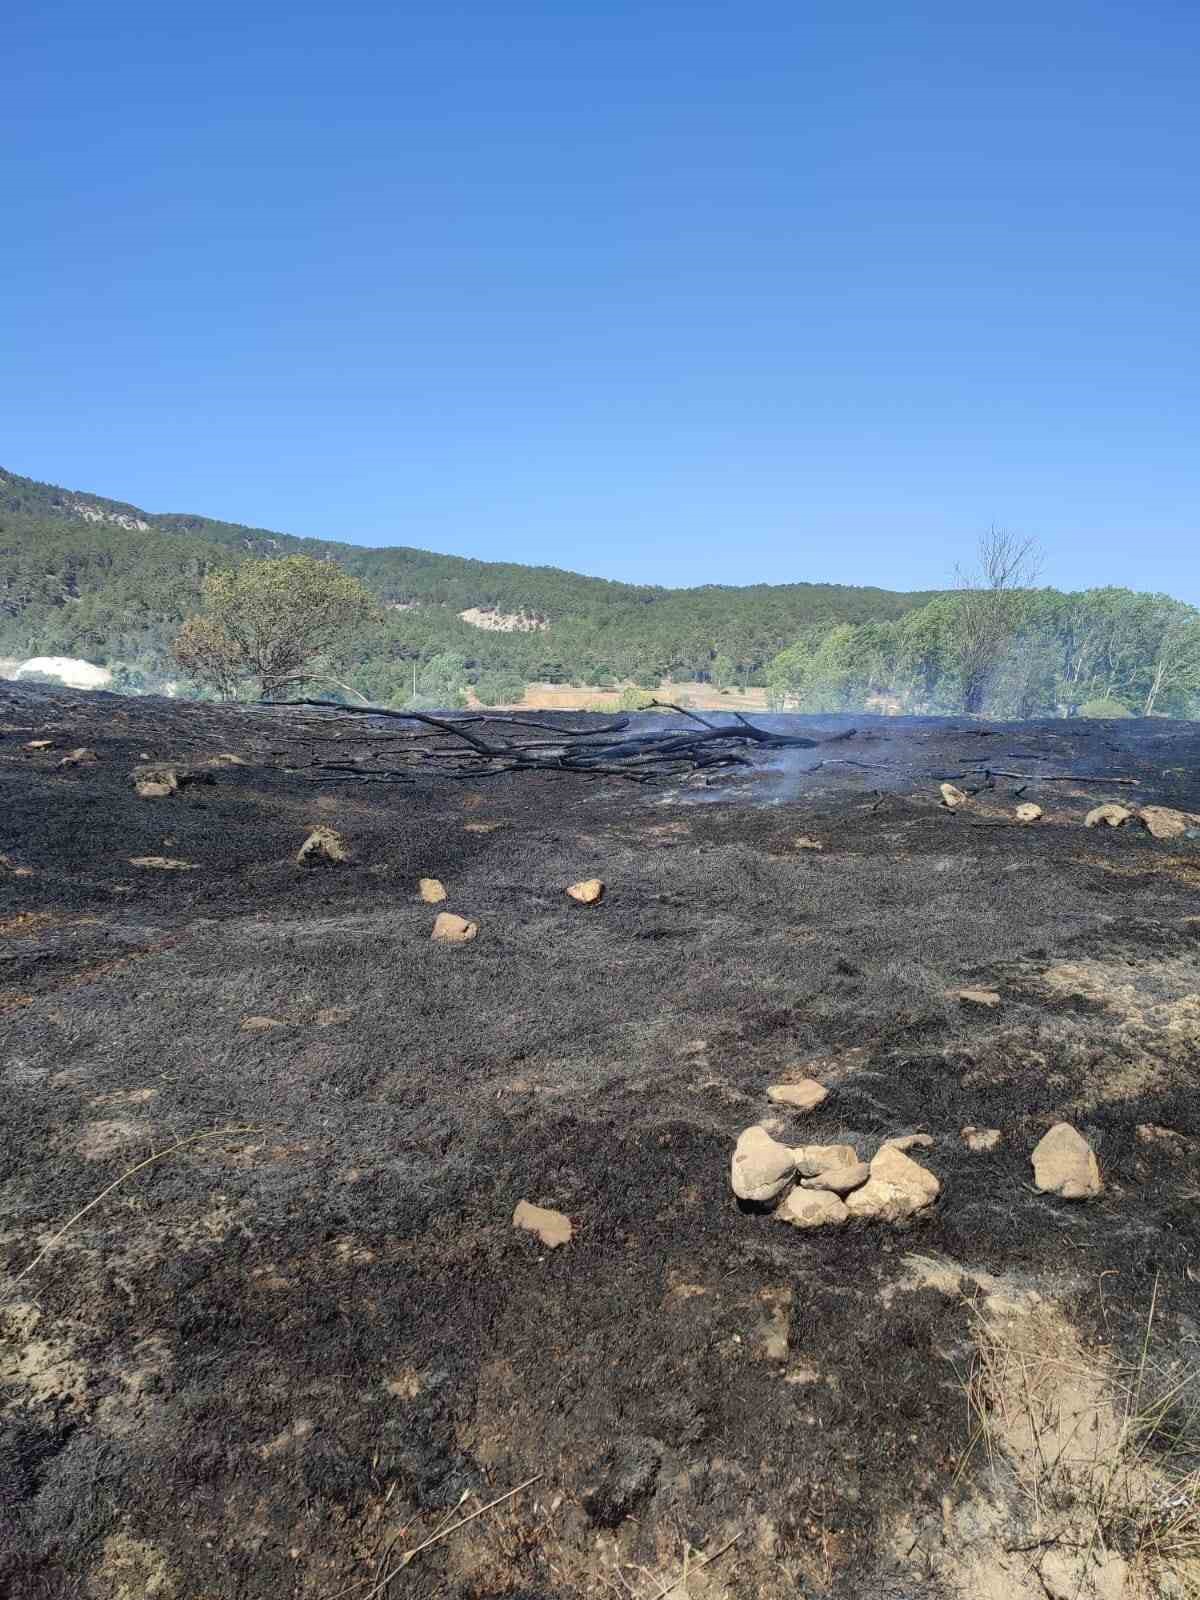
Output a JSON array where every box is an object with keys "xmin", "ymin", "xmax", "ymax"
[{"xmin": 951, "ymin": 526, "xmax": 1043, "ymax": 714}]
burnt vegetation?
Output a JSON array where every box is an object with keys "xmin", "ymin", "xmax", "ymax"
[{"xmin": 1, "ymin": 682, "xmax": 1199, "ymax": 1599}]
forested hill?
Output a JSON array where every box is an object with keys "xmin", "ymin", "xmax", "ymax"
[{"xmin": 0, "ymin": 466, "xmax": 936, "ymax": 689}]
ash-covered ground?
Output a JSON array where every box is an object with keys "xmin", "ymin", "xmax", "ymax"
[{"xmin": 1, "ymin": 686, "xmax": 1199, "ymax": 1600}]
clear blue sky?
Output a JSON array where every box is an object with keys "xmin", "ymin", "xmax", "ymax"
[{"xmin": 5, "ymin": 2, "xmax": 1198, "ymax": 601}]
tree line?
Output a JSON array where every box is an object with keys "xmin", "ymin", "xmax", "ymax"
[{"xmin": 2, "ymin": 469, "xmax": 1197, "ymax": 717}]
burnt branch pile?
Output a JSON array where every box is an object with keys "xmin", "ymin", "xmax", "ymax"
[{"xmin": 249, "ymin": 698, "xmax": 831, "ymax": 784}]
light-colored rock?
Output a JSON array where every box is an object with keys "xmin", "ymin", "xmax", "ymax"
[
  {"xmin": 241, "ymin": 1016, "xmax": 286, "ymax": 1032},
  {"xmin": 1014, "ymin": 802, "xmax": 1043, "ymax": 823},
  {"xmin": 791, "ymin": 1143, "xmax": 857, "ymax": 1176},
  {"xmin": 958, "ymin": 988, "xmax": 1001, "ymax": 1009},
  {"xmin": 418, "ymin": 877, "xmax": 447, "ymax": 903},
  {"xmin": 297, "ymin": 826, "xmax": 351, "ymax": 866},
  {"xmin": 24, "ymin": 739, "xmax": 53, "ymax": 751},
  {"xmin": 1031, "ymin": 1122, "xmax": 1102, "ymax": 1199},
  {"xmin": 315, "ymin": 1006, "xmax": 352, "ymax": 1027},
  {"xmin": 731, "ymin": 1127, "xmax": 796, "ymax": 1203},
  {"xmin": 800, "ymin": 1161, "xmax": 870, "ymax": 1195},
  {"xmin": 431, "ymin": 911, "xmax": 478, "ymax": 944},
  {"xmin": 512, "ymin": 1200, "xmax": 573, "ymax": 1248},
  {"xmin": 205, "ymin": 752, "xmax": 248, "ymax": 767},
  {"xmin": 57, "ymin": 747, "xmax": 98, "ymax": 768},
  {"xmin": 1085, "ymin": 803, "xmax": 1133, "ymax": 829},
  {"xmin": 845, "ymin": 1145, "xmax": 940, "ymax": 1223},
  {"xmin": 128, "ymin": 856, "xmax": 197, "ymax": 870},
  {"xmin": 882, "ymin": 1133, "xmax": 934, "ymax": 1152},
  {"xmin": 961, "ymin": 1126, "xmax": 1002, "ymax": 1152},
  {"xmin": 776, "ymin": 1188, "xmax": 849, "ymax": 1228},
  {"xmin": 566, "ymin": 878, "xmax": 605, "ymax": 905},
  {"xmin": 131, "ymin": 763, "xmax": 180, "ymax": 798},
  {"xmin": 1139, "ymin": 805, "xmax": 1199, "ymax": 841},
  {"xmin": 940, "ymin": 783, "xmax": 969, "ymax": 808},
  {"xmin": 766, "ymin": 1079, "xmax": 828, "ymax": 1113},
  {"xmin": 794, "ymin": 835, "xmax": 824, "ymax": 851}
]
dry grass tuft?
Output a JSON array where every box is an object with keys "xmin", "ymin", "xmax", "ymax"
[{"xmin": 959, "ymin": 1281, "xmax": 1200, "ymax": 1596}]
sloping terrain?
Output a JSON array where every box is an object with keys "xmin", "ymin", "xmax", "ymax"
[
  {"xmin": 1, "ymin": 686, "xmax": 1199, "ymax": 1600},
  {"xmin": 0, "ymin": 465, "xmax": 935, "ymax": 687}
]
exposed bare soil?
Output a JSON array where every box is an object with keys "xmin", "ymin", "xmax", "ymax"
[{"xmin": 1, "ymin": 686, "xmax": 1199, "ymax": 1600}]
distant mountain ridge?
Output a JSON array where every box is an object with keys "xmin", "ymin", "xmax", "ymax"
[{"xmin": 0, "ymin": 464, "xmax": 938, "ymax": 691}]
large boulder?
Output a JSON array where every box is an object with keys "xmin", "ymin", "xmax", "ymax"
[
  {"xmin": 730, "ymin": 1127, "xmax": 795, "ymax": 1203},
  {"xmin": 1031, "ymin": 1123, "xmax": 1102, "ymax": 1199}
]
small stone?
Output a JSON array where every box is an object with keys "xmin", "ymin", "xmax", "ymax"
[
  {"xmin": 794, "ymin": 835, "xmax": 824, "ymax": 851},
  {"xmin": 242, "ymin": 1016, "xmax": 286, "ymax": 1032},
  {"xmin": 766, "ymin": 1079, "xmax": 828, "ymax": 1113},
  {"xmin": 776, "ymin": 1188, "xmax": 850, "ymax": 1228},
  {"xmin": 418, "ymin": 877, "xmax": 447, "ymax": 903},
  {"xmin": 297, "ymin": 826, "xmax": 351, "ymax": 866},
  {"xmin": 128, "ymin": 856, "xmax": 197, "ymax": 870},
  {"xmin": 1085, "ymin": 803, "xmax": 1133, "ymax": 829},
  {"xmin": 882, "ymin": 1133, "xmax": 935, "ymax": 1152},
  {"xmin": 958, "ymin": 988, "xmax": 1001, "ymax": 1009},
  {"xmin": 24, "ymin": 739, "xmax": 53, "ymax": 751},
  {"xmin": 566, "ymin": 878, "xmax": 605, "ymax": 905},
  {"xmin": 131, "ymin": 762, "xmax": 216, "ymax": 797},
  {"xmin": 132, "ymin": 764, "xmax": 179, "ymax": 799},
  {"xmin": 800, "ymin": 1161, "xmax": 870, "ymax": 1195},
  {"xmin": 431, "ymin": 911, "xmax": 478, "ymax": 944},
  {"xmin": 58, "ymin": 747, "xmax": 98, "ymax": 768},
  {"xmin": 844, "ymin": 1144, "xmax": 940, "ymax": 1223},
  {"xmin": 791, "ymin": 1143, "xmax": 857, "ymax": 1176},
  {"xmin": 1014, "ymin": 803, "xmax": 1043, "ymax": 823},
  {"xmin": 940, "ymin": 783, "xmax": 969, "ymax": 808},
  {"xmin": 512, "ymin": 1200, "xmax": 572, "ymax": 1248},
  {"xmin": 961, "ymin": 1126, "xmax": 1002, "ymax": 1152},
  {"xmin": 731, "ymin": 1126, "xmax": 796, "ymax": 1203},
  {"xmin": 1031, "ymin": 1122, "xmax": 1102, "ymax": 1199},
  {"xmin": 1139, "ymin": 805, "xmax": 1199, "ymax": 841},
  {"xmin": 681, "ymin": 1039, "xmax": 708, "ymax": 1057},
  {"xmin": 206, "ymin": 752, "xmax": 248, "ymax": 767},
  {"xmin": 315, "ymin": 1006, "xmax": 352, "ymax": 1027}
]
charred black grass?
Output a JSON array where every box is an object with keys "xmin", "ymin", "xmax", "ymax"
[{"xmin": 2, "ymin": 687, "xmax": 1199, "ymax": 1598}]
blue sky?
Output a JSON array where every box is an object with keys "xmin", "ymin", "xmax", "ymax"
[{"xmin": 5, "ymin": 2, "xmax": 1198, "ymax": 601}]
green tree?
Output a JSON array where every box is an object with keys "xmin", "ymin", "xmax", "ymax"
[
  {"xmin": 172, "ymin": 556, "xmax": 375, "ymax": 700},
  {"xmin": 711, "ymin": 652, "xmax": 735, "ymax": 690},
  {"xmin": 474, "ymin": 669, "xmax": 528, "ymax": 706},
  {"xmin": 414, "ymin": 651, "xmax": 469, "ymax": 708}
]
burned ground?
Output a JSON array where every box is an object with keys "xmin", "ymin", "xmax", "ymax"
[{"xmin": 1, "ymin": 686, "xmax": 1199, "ymax": 1600}]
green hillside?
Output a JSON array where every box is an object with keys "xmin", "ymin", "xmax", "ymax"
[{"xmin": 0, "ymin": 466, "xmax": 936, "ymax": 692}]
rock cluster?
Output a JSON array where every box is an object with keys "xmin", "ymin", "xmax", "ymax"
[
  {"xmin": 730, "ymin": 1082, "xmax": 942, "ymax": 1228},
  {"xmin": 731, "ymin": 1076, "xmax": 1102, "ymax": 1229}
]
